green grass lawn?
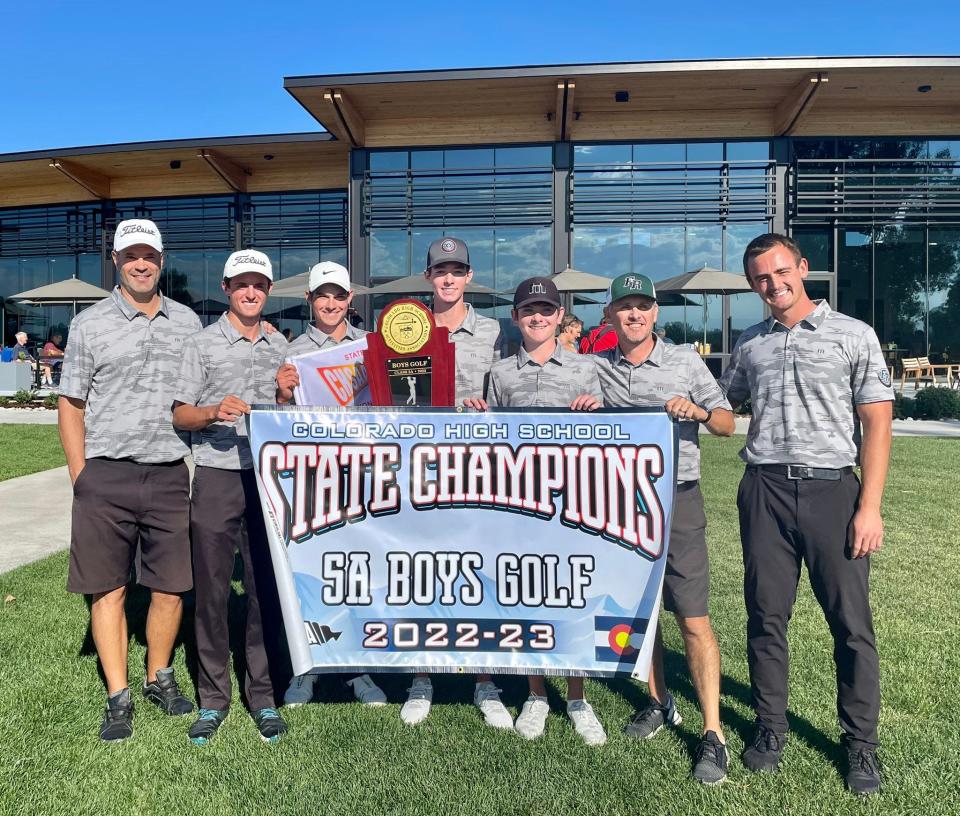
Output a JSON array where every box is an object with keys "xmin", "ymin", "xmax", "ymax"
[
  {"xmin": 0, "ymin": 437, "xmax": 958, "ymax": 815},
  {"xmin": 0, "ymin": 424, "xmax": 64, "ymax": 482}
]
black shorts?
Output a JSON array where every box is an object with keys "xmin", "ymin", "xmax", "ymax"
[
  {"xmin": 67, "ymin": 457, "xmax": 192, "ymax": 595},
  {"xmin": 662, "ymin": 481, "xmax": 710, "ymax": 618}
]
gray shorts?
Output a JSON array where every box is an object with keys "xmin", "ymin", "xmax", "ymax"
[
  {"xmin": 67, "ymin": 457, "xmax": 192, "ymax": 595},
  {"xmin": 662, "ymin": 481, "xmax": 709, "ymax": 618}
]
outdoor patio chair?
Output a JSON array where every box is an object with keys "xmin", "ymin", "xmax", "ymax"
[
  {"xmin": 900, "ymin": 357, "xmax": 935, "ymax": 394},
  {"xmin": 922, "ymin": 356, "xmax": 957, "ymax": 388}
]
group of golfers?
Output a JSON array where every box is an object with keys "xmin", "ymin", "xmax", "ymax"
[{"xmin": 58, "ymin": 219, "xmax": 892, "ymax": 795}]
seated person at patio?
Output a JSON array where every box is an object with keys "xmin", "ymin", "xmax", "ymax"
[
  {"xmin": 41, "ymin": 332, "xmax": 65, "ymax": 386},
  {"xmin": 12, "ymin": 332, "xmax": 35, "ymax": 363}
]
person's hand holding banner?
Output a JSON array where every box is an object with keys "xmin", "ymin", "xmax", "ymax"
[
  {"xmin": 276, "ymin": 363, "xmax": 299, "ymax": 404},
  {"xmin": 288, "ymin": 338, "xmax": 371, "ymax": 407}
]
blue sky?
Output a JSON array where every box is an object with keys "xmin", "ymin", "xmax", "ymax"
[{"xmin": 3, "ymin": 0, "xmax": 958, "ymax": 154}]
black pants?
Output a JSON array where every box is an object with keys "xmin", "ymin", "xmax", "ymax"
[
  {"xmin": 737, "ymin": 467, "xmax": 880, "ymax": 747},
  {"xmin": 191, "ymin": 466, "xmax": 283, "ymax": 711}
]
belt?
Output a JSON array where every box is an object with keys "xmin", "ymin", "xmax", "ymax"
[
  {"xmin": 676, "ymin": 480, "xmax": 699, "ymax": 493},
  {"xmin": 750, "ymin": 464, "xmax": 853, "ymax": 481}
]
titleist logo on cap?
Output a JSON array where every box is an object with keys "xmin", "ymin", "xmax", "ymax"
[
  {"xmin": 120, "ymin": 223, "xmax": 157, "ymax": 237},
  {"xmin": 232, "ymin": 254, "xmax": 267, "ymax": 267}
]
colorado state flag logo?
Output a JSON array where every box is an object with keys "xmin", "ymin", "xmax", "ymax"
[{"xmin": 594, "ymin": 615, "xmax": 649, "ymax": 664}]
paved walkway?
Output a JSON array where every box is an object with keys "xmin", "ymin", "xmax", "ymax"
[
  {"xmin": 0, "ymin": 466, "xmax": 71, "ymax": 575},
  {"xmin": 0, "ymin": 413, "xmax": 957, "ymax": 577}
]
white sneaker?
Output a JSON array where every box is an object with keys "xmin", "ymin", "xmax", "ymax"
[
  {"xmin": 567, "ymin": 699, "xmax": 607, "ymax": 746},
  {"xmin": 514, "ymin": 695, "xmax": 550, "ymax": 740},
  {"xmin": 347, "ymin": 674, "xmax": 387, "ymax": 706},
  {"xmin": 283, "ymin": 673, "xmax": 316, "ymax": 707},
  {"xmin": 400, "ymin": 677, "xmax": 433, "ymax": 725},
  {"xmin": 474, "ymin": 681, "xmax": 514, "ymax": 729}
]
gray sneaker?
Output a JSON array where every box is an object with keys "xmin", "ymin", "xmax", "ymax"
[
  {"xmin": 624, "ymin": 692, "xmax": 682, "ymax": 740},
  {"xmin": 692, "ymin": 730, "xmax": 729, "ymax": 785}
]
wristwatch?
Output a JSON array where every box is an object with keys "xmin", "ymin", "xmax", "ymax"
[{"xmin": 700, "ymin": 408, "xmax": 713, "ymax": 424}]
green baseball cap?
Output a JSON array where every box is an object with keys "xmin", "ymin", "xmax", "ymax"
[{"xmin": 605, "ymin": 273, "xmax": 657, "ymax": 306}]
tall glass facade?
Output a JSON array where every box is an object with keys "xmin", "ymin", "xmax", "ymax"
[{"xmin": 0, "ymin": 190, "xmax": 347, "ymax": 347}]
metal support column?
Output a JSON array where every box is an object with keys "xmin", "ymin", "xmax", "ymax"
[
  {"xmin": 101, "ymin": 200, "xmax": 116, "ymax": 289},
  {"xmin": 348, "ymin": 148, "xmax": 370, "ymax": 325},
  {"xmin": 771, "ymin": 138, "xmax": 790, "ymax": 235},
  {"xmin": 552, "ymin": 142, "xmax": 572, "ymax": 274}
]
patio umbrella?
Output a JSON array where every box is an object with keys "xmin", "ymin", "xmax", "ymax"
[
  {"xmin": 654, "ymin": 265, "xmax": 753, "ymax": 348},
  {"xmin": 6, "ymin": 276, "xmax": 112, "ymax": 337},
  {"xmin": 269, "ymin": 271, "xmax": 371, "ymax": 300},
  {"xmin": 549, "ymin": 267, "xmax": 616, "ymax": 293}
]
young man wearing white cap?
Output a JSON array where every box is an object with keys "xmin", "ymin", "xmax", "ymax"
[
  {"xmin": 398, "ymin": 237, "xmax": 512, "ymax": 730},
  {"xmin": 58, "ymin": 219, "xmax": 200, "ymax": 741},
  {"xmin": 275, "ymin": 261, "xmax": 388, "ymax": 709},
  {"xmin": 171, "ymin": 250, "xmax": 291, "ymax": 745}
]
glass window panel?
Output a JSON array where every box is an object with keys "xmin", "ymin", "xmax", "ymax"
[
  {"xmin": 573, "ymin": 144, "xmax": 631, "ymax": 167},
  {"xmin": 792, "ymin": 139, "xmax": 835, "ymax": 160},
  {"xmin": 370, "ymin": 230, "xmax": 410, "ymax": 281},
  {"xmin": 574, "ymin": 225, "xmax": 632, "ymax": 279},
  {"xmin": 929, "ymin": 140, "xmax": 960, "ymax": 161},
  {"xmin": 729, "ymin": 292, "xmax": 764, "ymax": 347},
  {"xmin": 164, "ymin": 251, "xmax": 204, "ymax": 310},
  {"xmin": 927, "ymin": 227, "xmax": 960, "ymax": 359},
  {"xmin": 838, "ymin": 139, "xmax": 873, "ymax": 159},
  {"xmin": 874, "ymin": 139, "xmax": 926, "ymax": 160},
  {"xmin": 686, "ymin": 142, "xmax": 723, "ymax": 163},
  {"xmin": 410, "ymin": 150, "xmax": 444, "ymax": 170},
  {"xmin": 874, "ymin": 226, "xmax": 925, "ymax": 353},
  {"xmin": 494, "ymin": 146, "xmax": 552, "ymax": 167},
  {"xmin": 279, "ymin": 247, "xmax": 318, "ymax": 280},
  {"xmin": 443, "ymin": 148, "xmax": 495, "ymax": 170},
  {"xmin": 47, "ymin": 254, "xmax": 77, "ymax": 284},
  {"xmin": 725, "ymin": 223, "xmax": 768, "ymax": 273},
  {"xmin": 790, "ymin": 227, "xmax": 832, "ymax": 272},
  {"xmin": 369, "ymin": 151, "xmax": 409, "ymax": 172},
  {"xmin": 633, "ymin": 226, "xmax": 685, "ymax": 280},
  {"xmin": 726, "ymin": 141, "xmax": 770, "ymax": 162},
  {"xmin": 492, "ymin": 227, "xmax": 551, "ymax": 293},
  {"xmin": 686, "ymin": 225, "xmax": 722, "ymax": 270},
  {"xmin": 78, "ymin": 254, "xmax": 102, "ymax": 286},
  {"xmin": 633, "ymin": 143, "xmax": 685, "ymax": 164},
  {"xmin": 837, "ymin": 228, "xmax": 872, "ymax": 326}
]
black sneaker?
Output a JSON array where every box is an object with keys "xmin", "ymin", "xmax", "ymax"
[
  {"xmin": 189, "ymin": 708, "xmax": 228, "ymax": 746},
  {"xmin": 845, "ymin": 745, "xmax": 883, "ymax": 796},
  {"xmin": 742, "ymin": 723, "xmax": 788, "ymax": 773},
  {"xmin": 100, "ymin": 688, "xmax": 134, "ymax": 742},
  {"xmin": 143, "ymin": 667, "xmax": 194, "ymax": 716},
  {"xmin": 692, "ymin": 730, "xmax": 729, "ymax": 785},
  {"xmin": 624, "ymin": 692, "xmax": 682, "ymax": 740},
  {"xmin": 253, "ymin": 707, "xmax": 287, "ymax": 744}
]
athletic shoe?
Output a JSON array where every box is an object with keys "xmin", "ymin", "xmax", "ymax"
[
  {"xmin": 514, "ymin": 695, "xmax": 550, "ymax": 740},
  {"xmin": 284, "ymin": 674, "xmax": 316, "ymax": 707},
  {"xmin": 567, "ymin": 699, "xmax": 607, "ymax": 746},
  {"xmin": 347, "ymin": 674, "xmax": 387, "ymax": 706},
  {"xmin": 188, "ymin": 708, "xmax": 227, "ymax": 746},
  {"xmin": 742, "ymin": 723, "xmax": 788, "ymax": 773},
  {"xmin": 253, "ymin": 707, "xmax": 288, "ymax": 744},
  {"xmin": 624, "ymin": 692, "xmax": 682, "ymax": 740},
  {"xmin": 142, "ymin": 667, "xmax": 194, "ymax": 716},
  {"xmin": 99, "ymin": 688, "xmax": 134, "ymax": 742},
  {"xmin": 845, "ymin": 745, "xmax": 882, "ymax": 795},
  {"xmin": 474, "ymin": 682, "xmax": 514, "ymax": 729},
  {"xmin": 692, "ymin": 730, "xmax": 729, "ymax": 785},
  {"xmin": 400, "ymin": 677, "xmax": 433, "ymax": 725}
]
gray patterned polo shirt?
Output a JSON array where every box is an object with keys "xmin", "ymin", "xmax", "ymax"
[
  {"xmin": 488, "ymin": 343, "xmax": 602, "ymax": 408},
  {"xmin": 286, "ymin": 321, "xmax": 368, "ymax": 358},
  {"xmin": 719, "ymin": 300, "xmax": 893, "ymax": 469},
  {"xmin": 172, "ymin": 313, "xmax": 289, "ymax": 470},
  {"xmin": 448, "ymin": 304, "xmax": 504, "ymax": 403},
  {"xmin": 594, "ymin": 339, "xmax": 731, "ymax": 483},
  {"xmin": 59, "ymin": 286, "xmax": 201, "ymax": 463}
]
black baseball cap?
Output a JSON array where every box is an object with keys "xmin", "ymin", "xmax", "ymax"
[
  {"xmin": 513, "ymin": 276, "xmax": 562, "ymax": 310},
  {"xmin": 426, "ymin": 237, "xmax": 470, "ymax": 270}
]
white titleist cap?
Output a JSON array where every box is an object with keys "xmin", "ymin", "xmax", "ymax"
[
  {"xmin": 223, "ymin": 250, "xmax": 274, "ymax": 282},
  {"xmin": 113, "ymin": 219, "xmax": 163, "ymax": 253},
  {"xmin": 307, "ymin": 261, "xmax": 351, "ymax": 294}
]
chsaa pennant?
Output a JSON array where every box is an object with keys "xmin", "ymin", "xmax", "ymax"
[
  {"xmin": 289, "ymin": 337, "xmax": 372, "ymax": 407},
  {"xmin": 248, "ymin": 407, "xmax": 678, "ymax": 679}
]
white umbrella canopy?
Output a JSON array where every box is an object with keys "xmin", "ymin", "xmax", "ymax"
[
  {"xmin": 549, "ymin": 267, "xmax": 616, "ymax": 293},
  {"xmin": 269, "ymin": 271, "xmax": 371, "ymax": 299},
  {"xmin": 654, "ymin": 265, "xmax": 753, "ymax": 295},
  {"xmin": 9, "ymin": 276, "xmax": 112, "ymax": 304},
  {"xmin": 654, "ymin": 266, "xmax": 753, "ymax": 349}
]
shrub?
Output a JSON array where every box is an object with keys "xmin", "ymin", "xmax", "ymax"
[
  {"xmin": 42, "ymin": 393, "xmax": 59, "ymax": 410},
  {"xmin": 893, "ymin": 394, "xmax": 915, "ymax": 420},
  {"xmin": 912, "ymin": 387, "xmax": 960, "ymax": 420},
  {"xmin": 0, "ymin": 396, "xmax": 10, "ymax": 408},
  {"xmin": 11, "ymin": 389, "xmax": 35, "ymax": 407}
]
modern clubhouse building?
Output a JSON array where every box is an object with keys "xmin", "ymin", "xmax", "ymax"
[{"xmin": 2, "ymin": 56, "xmax": 959, "ymax": 373}]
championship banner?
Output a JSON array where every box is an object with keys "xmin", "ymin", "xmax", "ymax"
[
  {"xmin": 290, "ymin": 337, "xmax": 371, "ymax": 407},
  {"xmin": 249, "ymin": 407, "xmax": 678, "ymax": 680}
]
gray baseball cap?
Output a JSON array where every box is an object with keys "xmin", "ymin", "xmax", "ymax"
[{"xmin": 426, "ymin": 237, "xmax": 470, "ymax": 270}]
